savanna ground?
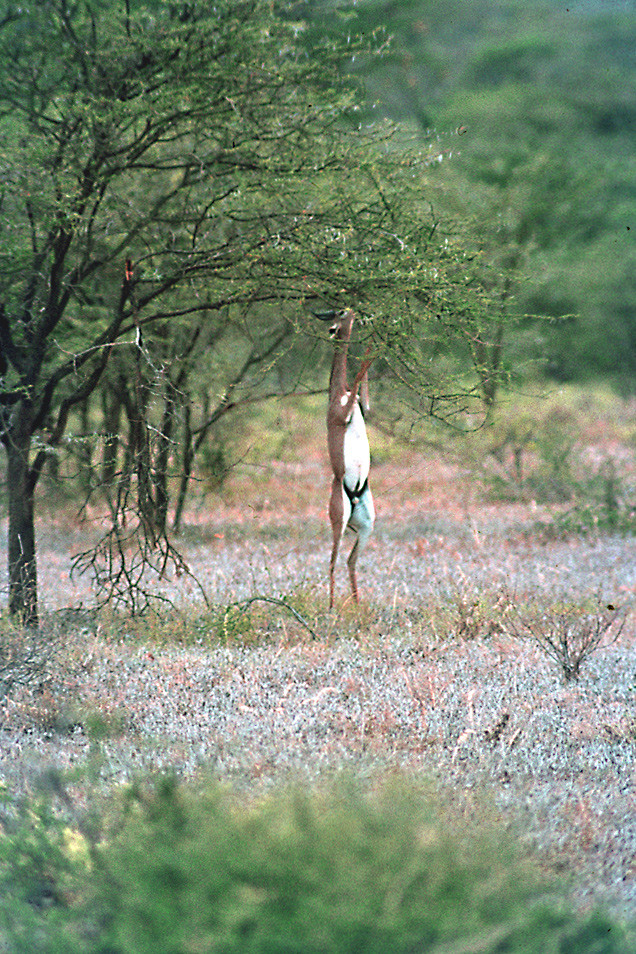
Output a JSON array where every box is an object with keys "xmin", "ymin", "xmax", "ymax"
[{"xmin": 1, "ymin": 385, "xmax": 635, "ymax": 942}]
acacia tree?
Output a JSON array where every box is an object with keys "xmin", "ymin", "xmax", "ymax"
[{"xmin": 0, "ymin": 0, "xmax": 484, "ymax": 624}]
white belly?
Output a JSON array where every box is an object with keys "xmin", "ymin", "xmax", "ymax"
[{"xmin": 343, "ymin": 401, "xmax": 370, "ymax": 492}]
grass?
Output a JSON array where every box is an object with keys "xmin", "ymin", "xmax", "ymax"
[
  {"xmin": 0, "ymin": 773, "xmax": 631, "ymax": 954},
  {"xmin": 0, "ymin": 585, "xmax": 633, "ymax": 949}
]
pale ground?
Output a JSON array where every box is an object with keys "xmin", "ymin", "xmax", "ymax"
[{"xmin": 0, "ymin": 441, "xmax": 635, "ymax": 925}]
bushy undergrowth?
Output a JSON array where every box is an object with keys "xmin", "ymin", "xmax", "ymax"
[
  {"xmin": 542, "ymin": 478, "xmax": 636, "ymax": 538},
  {"xmin": 414, "ymin": 583, "xmax": 630, "ymax": 683},
  {"xmin": 0, "ymin": 775, "xmax": 631, "ymax": 953},
  {"xmin": 462, "ymin": 387, "xmax": 636, "ymax": 529}
]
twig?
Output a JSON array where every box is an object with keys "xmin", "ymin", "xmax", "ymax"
[{"xmin": 222, "ymin": 596, "xmax": 321, "ymax": 641}]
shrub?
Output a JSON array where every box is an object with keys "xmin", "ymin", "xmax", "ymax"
[
  {"xmin": 545, "ymin": 459, "xmax": 636, "ymax": 537},
  {"xmin": 505, "ymin": 596, "xmax": 626, "ymax": 682},
  {"xmin": 0, "ymin": 792, "xmax": 85, "ymax": 953},
  {"xmin": 425, "ymin": 575, "xmax": 510, "ymax": 642},
  {"xmin": 0, "ymin": 617, "xmax": 59, "ymax": 703}
]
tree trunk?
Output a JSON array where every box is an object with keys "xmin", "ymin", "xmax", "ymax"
[
  {"xmin": 173, "ymin": 403, "xmax": 193, "ymax": 534},
  {"xmin": 153, "ymin": 380, "xmax": 177, "ymax": 538},
  {"xmin": 102, "ymin": 385, "xmax": 123, "ymax": 487},
  {"xmin": 7, "ymin": 403, "xmax": 38, "ymax": 627}
]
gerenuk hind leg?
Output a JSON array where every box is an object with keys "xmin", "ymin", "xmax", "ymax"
[
  {"xmin": 346, "ymin": 484, "xmax": 375, "ymax": 604},
  {"xmin": 328, "ymin": 477, "xmax": 351, "ymax": 609}
]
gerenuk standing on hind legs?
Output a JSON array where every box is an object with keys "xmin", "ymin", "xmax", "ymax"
[{"xmin": 316, "ymin": 309, "xmax": 375, "ymax": 609}]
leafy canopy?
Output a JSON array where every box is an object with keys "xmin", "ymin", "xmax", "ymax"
[{"xmin": 0, "ymin": 1, "xmax": 488, "ymax": 423}]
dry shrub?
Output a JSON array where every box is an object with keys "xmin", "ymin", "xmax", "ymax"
[
  {"xmin": 505, "ymin": 596, "xmax": 627, "ymax": 682},
  {"xmin": 0, "ymin": 612, "xmax": 106, "ymax": 735}
]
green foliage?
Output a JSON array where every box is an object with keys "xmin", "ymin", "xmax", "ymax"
[
  {"xmin": 0, "ymin": 775, "xmax": 630, "ymax": 952},
  {"xmin": 483, "ymin": 401, "xmax": 580, "ymax": 504},
  {"xmin": 1, "ymin": 0, "xmax": 503, "ymax": 621},
  {"xmin": 0, "ymin": 795, "xmax": 69, "ymax": 910},
  {"xmin": 351, "ymin": 0, "xmax": 636, "ymax": 385},
  {"xmin": 460, "ymin": 388, "xmax": 636, "ymax": 518},
  {"xmin": 0, "ymin": 792, "xmax": 84, "ymax": 953},
  {"xmin": 544, "ymin": 467, "xmax": 636, "ymax": 538}
]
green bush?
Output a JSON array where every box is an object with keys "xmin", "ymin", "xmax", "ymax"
[
  {"xmin": 0, "ymin": 793, "xmax": 85, "ymax": 953},
  {"xmin": 0, "ymin": 776, "xmax": 631, "ymax": 952},
  {"xmin": 546, "ymin": 459, "xmax": 636, "ymax": 537}
]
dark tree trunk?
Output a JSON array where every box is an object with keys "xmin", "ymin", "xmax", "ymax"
[
  {"xmin": 153, "ymin": 380, "xmax": 178, "ymax": 537},
  {"xmin": 7, "ymin": 402, "xmax": 38, "ymax": 627},
  {"xmin": 101, "ymin": 385, "xmax": 123, "ymax": 487},
  {"xmin": 172, "ymin": 403, "xmax": 193, "ymax": 534}
]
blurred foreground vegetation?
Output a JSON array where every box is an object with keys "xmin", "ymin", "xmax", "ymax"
[{"xmin": 0, "ymin": 773, "xmax": 632, "ymax": 953}]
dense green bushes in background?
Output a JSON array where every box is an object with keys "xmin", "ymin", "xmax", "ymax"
[{"xmin": 306, "ymin": 0, "xmax": 636, "ymax": 387}]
